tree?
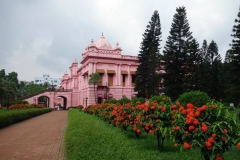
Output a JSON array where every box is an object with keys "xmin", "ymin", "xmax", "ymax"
[
  {"xmin": 161, "ymin": 6, "xmax": 193, "ymax": 101},
  {"xmin": 207, "ymin": 40, "xmax": 222, "ymax": 100},
  {"xmin": 227, "ymin": 7, "xmax": 240, "ymax": 104},
  {"xmin": 88, "ymin": 73, "xmax": 101, "ymax": 104},
  {"xmin": 135, "ymin": 10, "xmax": 162, "ymax": 99},
  {"xmin": 0, "ymin": 69, "xmax": 6, "ymax": 79},
  {"xmin": 185, "ymin": 38, "xmax": 201, "ymax": 91},
  {"xmin": 7, "ymin": 72, "xmax": 19, "ymax": 85}
]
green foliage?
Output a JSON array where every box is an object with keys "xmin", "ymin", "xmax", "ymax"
[
  {"xmin": 65, "ymin": 109, "xmax": 240, "ymax": 160},
  {"xmin": 118, "ymin": 97, "xmax": 131, "ymax": 104},
  {"xmin": 104, "ymin": 99, "xmax": 118, "ymax": 104},
  {"xmin": 1, "ymin": 100, "xmax": 28, "ymax": 107},
  {"xmin": 88, "ymin": 73, "xmax": 101, "ymax": 104},
  {"xmin": 225, "ymin": 7, "xmax": 240, "ymax": 104},
  {"xmin": 135, "ymin": 10, "xmax": 162, "ymax": 98},
  {"xmin": 176, "ymin": 91, "xmax": 211, "ymax": 107},
  {"xmin": 131, "ymin": 97, "xmax": 145, "ymax": 104},
  {"xmin": 0, "ymin": 108, "xmax": 52, "ymax": 128},
  {"xmin": 149, "ymin": 95, "xmax": 172, "ymax": 104},
  {"xmin": 161, "ymin": 6, "xmax": 194, "ymax": 101}
]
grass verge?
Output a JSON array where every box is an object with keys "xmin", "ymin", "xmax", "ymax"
[{"xmin": 65, "ymin": 109, "xmax": 240, "ymax": 160}]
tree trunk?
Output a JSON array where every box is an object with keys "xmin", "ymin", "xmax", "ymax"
[{"xmin": 94, "ymin": 84, "xmax": 97, "ymax": 104}]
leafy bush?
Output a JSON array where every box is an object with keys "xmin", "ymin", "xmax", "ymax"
[
  {"xmin": 176, "ymin": 91, "xmax": 211, "ymax": 107},
  {"xmin": 1, "ymin": 100, "xmax": 29, "ymax": 107},
  {"xmin": 0, "ymin": 108, "xmax": 52, "ymax": 128},
  {"xmin": 149, "ymin": 95, "xmax": 172, "ymax": 104},
  {"xmin": 104, "ymin": 99, "xmax": 118, "ymax": 104},
  {"xmin": 131, "ymin": 97, "xmax": 145, "ymax": 104},
  {"xmin": 118, "ymin": 97, "xmax": 131, "ymax": 104}
]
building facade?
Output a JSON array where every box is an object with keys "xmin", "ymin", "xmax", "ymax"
[{"xmin": 60, "ymin": 34, "xmax": 138, "ymax": 106}]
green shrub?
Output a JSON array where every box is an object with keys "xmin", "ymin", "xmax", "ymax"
[
  {"xmin": 118, "ymin": 97, "xmax": 131, "ymax": 104},
  {"xmin": 1, "ymin": 100, "xmax": 29, "ymax": 107},
  {"xmin": 149, "ymin": 95, "xmax": 172, "ymax": 104},
  {"xmin": 0, "ymin": 108, "xmax": 52, "ymax": 128},
  {"xmin": 131, "ymin": 97, "xmax": 145, "ymax": 104},
  {"xmin": 176, "ymin": 91, "xmax": 211, "ymax": 107},
  {"xmin": 104, "ymin": 98, "xmax": 118, "ymax": 104}
]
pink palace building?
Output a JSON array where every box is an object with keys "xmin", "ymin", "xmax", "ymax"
[
  {"xmin": 24, "ymin": 34, "xmax": 138, "ymax": 108},
  {"xmin": 60, "ymin": 34, "xmax": 138, "ymax": 107}
]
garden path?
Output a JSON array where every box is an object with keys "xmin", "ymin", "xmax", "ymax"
[{"xmin": 0, "ymin": 110, "xmax": 68, "ymax": 160}]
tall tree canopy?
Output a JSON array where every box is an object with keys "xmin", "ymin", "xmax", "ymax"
[
  {"xmin": 227, "ymin": 7, "xmax": 240, "ymax": 104},
  {"xmin": 161, "ymin": 6, "xmax": 193, "ymax": 101},
  {"xmin": 135, "ymin": 10, "xmax": 162, "ymax": 99}
]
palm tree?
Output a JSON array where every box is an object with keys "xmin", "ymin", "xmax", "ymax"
[{"xmin": 88, "ymin": 73, "xmax": 101, "ymax": 104}]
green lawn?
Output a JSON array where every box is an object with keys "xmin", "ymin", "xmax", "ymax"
[{"xmin": 64, "ymin": 109, "xmax": 240, "ymax": 160}]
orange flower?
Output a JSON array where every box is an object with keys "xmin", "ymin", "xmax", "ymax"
[
  {"xmin": 174, "ymin": 143, "xmax": 178, "ymax": 147},
  {"xmin": 162, "ymin": 97, "xmax": 166, "ymax": 101}
]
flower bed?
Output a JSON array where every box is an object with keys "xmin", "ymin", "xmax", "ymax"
[{"xmin": 83, "ymin": 97, "xmax": 240, "ymax": 160}]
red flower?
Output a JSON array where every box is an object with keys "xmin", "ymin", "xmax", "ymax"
[
  {"xmin": 136, "ymin": 129, "xmax": 141, "ymax": 134},
  {"xmin": 208, "ymin": 137, "xmax": 214, "ymax": 143},
  {"xmin": 223, "ymin": 129, "xmax": 228, "ymax": 133},
  {"xmin": 205, "ymin": 141, "xmax": 212, "ymax": 148},
  {"xmin": 175, "ymin": 126, "xmax": 180, "ymax": 131},
  {"xmin": 193, "ymin": 120, "xmax": 199, "ymax": 126},
  {"xmin": 162, "ymin": 98, "xmax": 166, "ymax": 101},
  {"xmin": 221, "ymin": 136, "xmax": 227, "ymax": 141},
  {"xmin": 183, "ymin": 142, "xmax": 191, "ymax": 150},
  {"xmin": 186, "ymin": 103, "xmax": 194, "ymax": 108},
  {"xmin": 161, "ymin": 107, "xmax": 166, "ymax": 112},
  {"xmin": 237, "ymin": 142, "xmax": 240, "ymax": 149},
  {"xmin": 188, "ymin": 125, "xmax": 195, "ymax": 131},
  {"xmin": 212, "ymin": 133, "xmax": 217, "ymax": 137},
  {"xmin": 201, "ymin": 123, "xmax": 208, "ymax": 132},
  {"xmin": 216, "ymin": 155, "xmax": 223, "ymax": 160},
  {"xmin": 211, "ymin": 105, "xmax": 216, "ymax": 109}
]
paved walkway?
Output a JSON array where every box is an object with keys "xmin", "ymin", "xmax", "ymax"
[{"xmin": 0, "ymin": 110, "xmax": 68, "ymax": 160}]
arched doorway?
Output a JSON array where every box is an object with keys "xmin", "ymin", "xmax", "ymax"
[
  {"xmin": 38, "ymin": 96, "xmax": 50, "ymax": 107},
  {"xmin": 57, "ymin": 96, "xmax": 67, "ymax": 110}
]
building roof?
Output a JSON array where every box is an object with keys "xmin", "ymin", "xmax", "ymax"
[{"xmin": 95, "ymin": 34, "xmax": 113, "ymax": 50}]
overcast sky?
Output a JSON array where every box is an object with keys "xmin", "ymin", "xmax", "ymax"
[{"xmin": 0, "ymin": 0, "xmax": 239, "ymax": 82}]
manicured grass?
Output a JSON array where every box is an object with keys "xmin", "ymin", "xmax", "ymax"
[
  {"xmin": 65, "ymin": 109, "xmax": 240, "ymax": 160},
  {"xmin": 0, "ymin": 108, "xmax": 52, "ymax": 128}
]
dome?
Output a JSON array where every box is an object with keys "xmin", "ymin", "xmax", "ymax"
[{"xmin": 95, "ymin": 34, "xmax": 113, "ymax": 50}]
